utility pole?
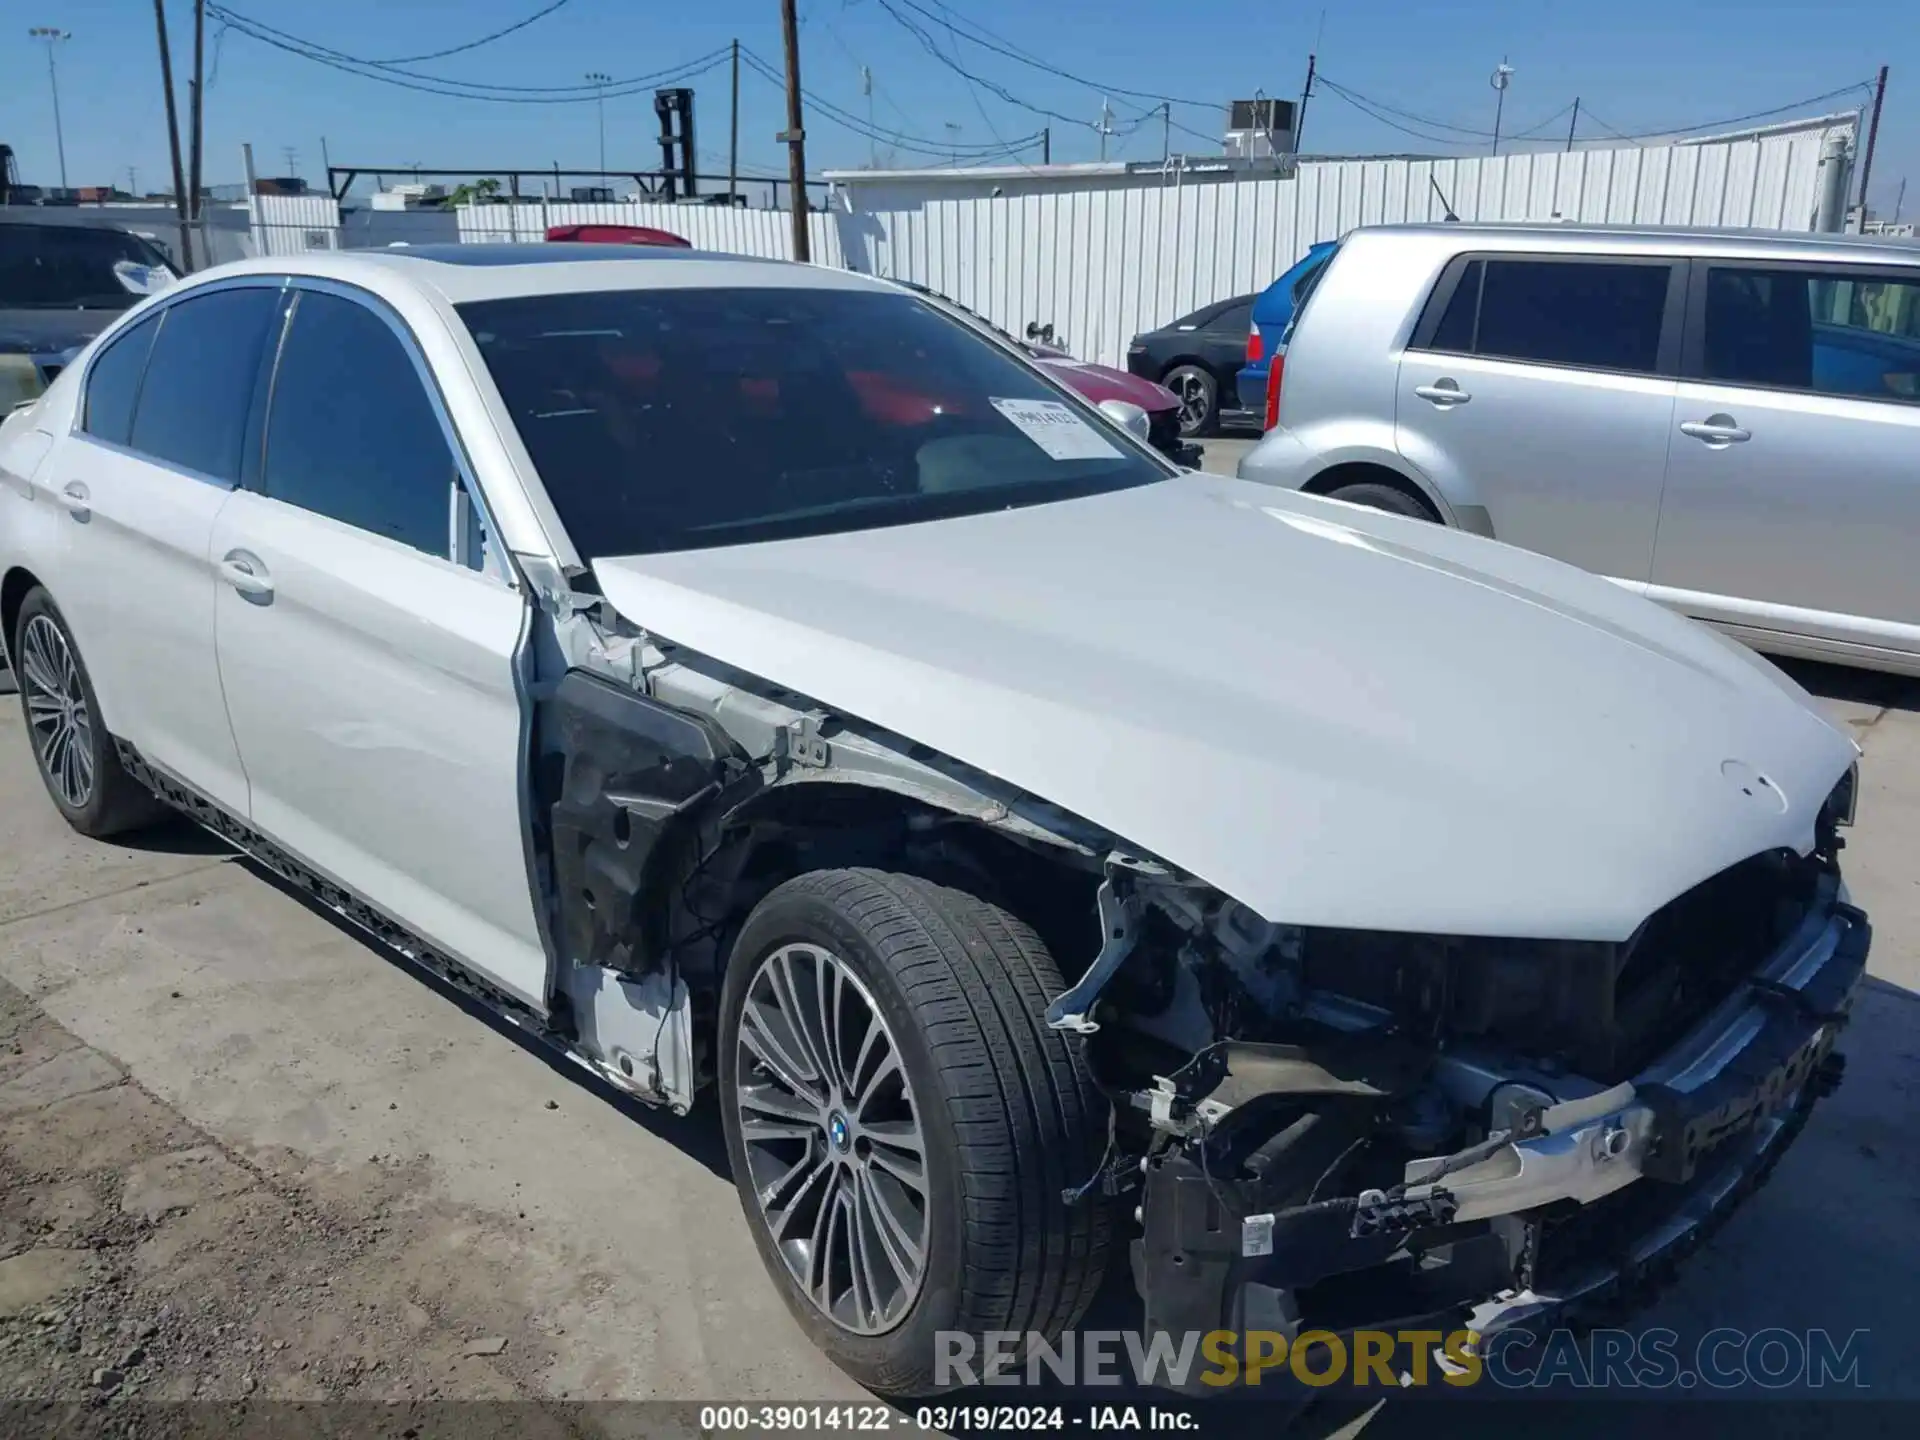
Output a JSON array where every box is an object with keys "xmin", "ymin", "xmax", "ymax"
[
  {"xmin": 861, "ymin": 65, "xmax": 876, "ymax": 169},
  {"xmin": 187, "ymin": 0, "xmax": 206, "ymax": 270},
  {"xmin": 778, "ymin": 0, "xmax": 810, "ymax": 262},
  {"xmin": 127, "ymin": 166, "xmax": 138, "ymax": 197},
  {"xmin": 1892, "ymin": 177, "xmax": 1906, "ymax": 226},
  {"xmin": 728, "ymin": 39, "xmax": 740, "ymax": 203},
  {"xmin": 1294, "ymin": 53, "xmax": 1316, "ymax": 153},
  {"xmin": 944, "ymin": 122, "xmax": 961, "ymax": 167},
  {"xmin": 1097, "ymin": 98, "xmax": 1114, "ymax": 163},
  {"xmin": 1041, "ymin": 126, "xmax": 1050, "ymax": 165},
  {"xmin": 1161, "ymin": 102, "xmax": 1171, "ymax": 164},
  {"xmin": 1566, "ymin": 96, "xmax": 1580, "ymax": 152},
  {"xmin": 586, "ymin": 72, "xmax": 610, "ymax": 173},
  {"xmin": 1856, "ymin": 64, "xmax": 1890, "ymax": 219},
  {"xmin": 1489, "ymin": 58, "xmax": 1514, "ymax": 156},
  {"xmin": 282, "ymin": 146, "xmax": 298, "ymax": 179},
  {"xmin": 27, "ymin": 27, "xmax": 71, "ymax": 190},
  {"xmin": 151, "ymin": 2, "xmax": 194, "ymax": 271}
]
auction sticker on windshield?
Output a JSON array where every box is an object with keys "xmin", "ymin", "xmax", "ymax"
[{"xmin": 991, "ymin": 397, "xmax": 1123, "ymax": 461}]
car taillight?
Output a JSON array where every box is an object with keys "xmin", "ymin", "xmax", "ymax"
[
  {"xmin": 1263, "ymin": 350, "xmax": 1285, "ymax": 430},
  {"xmin": 1246, "ymin": 322, "xmax": 1264, "ymax": 365}
]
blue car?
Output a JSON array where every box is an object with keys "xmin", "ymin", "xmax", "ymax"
[{"xmin": 1235, "ymin": 240, "xmax": 1340, "ymax": 418}]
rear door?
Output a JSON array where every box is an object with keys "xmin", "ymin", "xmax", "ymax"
[
  {"xmin": 1395, "ymin": 253, "xmax": 1684, "ymax": 585},
  {"xmin": 33, "ymin": 284, "xmax": 281, "ymax": 814},
  {"xmin": 208, "ymin": 282, "xmax": 548, "ymax": 1008},
  {"xmin": 1650, "ymin": 259, "xmax": 1920, "ymax": 661}
]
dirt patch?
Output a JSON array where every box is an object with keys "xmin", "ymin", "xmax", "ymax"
[{"xmin": 0, "ymin": 978, "xmax": 585, "ymax": 1437}]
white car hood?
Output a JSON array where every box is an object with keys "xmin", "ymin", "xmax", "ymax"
[{"xmin": 591, "ymin": 474, "xmax": 1856, "ymax": 941}]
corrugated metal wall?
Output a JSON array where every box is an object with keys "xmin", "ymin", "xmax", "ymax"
[
  {"xmin": 840, "ymin": 119, "xmax": 1853, "ymax": 366},
  {"xmin": 247, "ymin": 193, "xmax": 345, "ymax": 256}
]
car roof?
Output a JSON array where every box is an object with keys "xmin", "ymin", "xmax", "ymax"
[
  {"xmin": 1357, "ymin": 221, "xmax": 1920, "ymax": 264},
  {"xmin": 178, "ymin": 244, "xmax": 895, "ymax": 306}
]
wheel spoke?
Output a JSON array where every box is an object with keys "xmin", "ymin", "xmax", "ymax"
[
  {"xmin": 852, "ymin": 1049, "xmax": 904, "ymax": 1118},
  {"xmin": 740, "ymin": 996, "xmax": 826, "ymax": 1107},
  {"xmin": 843, "ymin": 1179, "xmax": 881, "ymax": 1329},
  {"xmin": 24, "ymin": 690, "xmax": 63, "ymax": 726},
  {"xmin": 761, "ymin": 1147, "xmax": 829, "ymax": 1218},
  {"xmin": 774, "ymin": 948, "xmax": 838, "ymax": 1098},
  {"xmin": 855, "ymin": 1163, "xmax": 923, "ymax": 1286}
]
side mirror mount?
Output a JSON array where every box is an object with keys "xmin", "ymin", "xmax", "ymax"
[{"xmin": 1096, "ymin": 398, "xmax": 1151, "ymax": 444}]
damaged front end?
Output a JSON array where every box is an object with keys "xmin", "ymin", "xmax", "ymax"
[{"xmin": 1049, "ymin": 783, "xmax": 1867, "ymax": 1386}]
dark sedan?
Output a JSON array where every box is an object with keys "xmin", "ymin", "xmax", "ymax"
[
  {"xmin": 1125, "ymin": 293, "xmax": 1257, "ymax": 436},
  {"xmin": 1, "ymin": 220, "xmax": 178, "ymax": 411}
]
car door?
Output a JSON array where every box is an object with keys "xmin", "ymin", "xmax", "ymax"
[
  {"xmin": 1395, "ymin": 254, "xmax": 1684, "ymax": 586},
  {"xmin": 208, "ymin": 281, "xmax": 549, "ymax": 1009},
  {"xmin": 1197, "ymin": 298, "xmax": 1255, "ymax": 404},
  {"xmin": 30, "ymin": 284, "xmax": 282, "ymax": 815},
  {"xmin": 1649, "ymin": 259, "xmax": 1920, "ymax": 663}
]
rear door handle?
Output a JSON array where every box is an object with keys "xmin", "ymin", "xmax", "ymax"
[
  {"xmin": 1413, "ymin": 382, "xmax": 1471, "ymax": 407},
  {"xmin": 1680, "ymin": 417, "xmax": 1751, "ymax": 445},
  {"xmin": 55, "ymin": 480, "xmax": 90, "ymax": 521},
  {"xmin": 217, "ymin": 551, "xmax": 274, "ymax": 601}
]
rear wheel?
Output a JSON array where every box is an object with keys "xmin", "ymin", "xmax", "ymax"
[
  {"xmin": 1162, "ymin": 363, "xmax": 1219, "ymax": 436},
  {"xmin": 12, "ymin": 587, "xmax": 167, "ymax": 837},
  {"xmin": 718, "ymin": 868, "xmax": 1111, "ymax": 1397},
  {"xmin": 1325, "ymin": 480, "xmax": 1440, "ymax": 522}
]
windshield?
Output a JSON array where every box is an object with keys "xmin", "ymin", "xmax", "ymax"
[
  {"xmin": 0, "ymin": 225, "xmax": 177, "ymax": 311},
  {"xmin": 458, "ymin": 286, "xmax": 1169, "ymax": 557}
]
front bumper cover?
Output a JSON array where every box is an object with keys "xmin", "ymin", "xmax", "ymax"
[{"xmin": 1131, "ymin": 892, "xmax": 1869, "ymax": 1381}]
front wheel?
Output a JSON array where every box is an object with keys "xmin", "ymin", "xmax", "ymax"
[{"xmin": 718, "ymin": 869, "xmax": 1111, "ymax": 1397}]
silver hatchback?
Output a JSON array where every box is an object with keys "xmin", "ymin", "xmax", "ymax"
[{"xmin": 1238, "ymin": 223, "xmax": 1920, "ymax": 676}]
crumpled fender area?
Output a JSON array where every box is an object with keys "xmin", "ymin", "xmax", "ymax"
[{"xmin": 534, "ymin": 669, "xmax": 746, "ymax": 977}]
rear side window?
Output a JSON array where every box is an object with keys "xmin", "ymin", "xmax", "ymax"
[
  {"xmin": 1207, "ymin": 301, "xmax": 1254, "ymax": 335},
  {"xmin": 128, "ymin": 288, "xmax": 280, "ymax": 482},
  {"xmin": 262, "ymin": 290, "xmax": 456, "ymax": 556},
  {"xmin": 1701, "ymin": 265, "xmax": 1920, "ymax": 403},
  {"xmin": 81, "ymin": 312, "xmax": 160, "ymax": 446},
  {"xmin": 1419, "ymin": 257, "xmax": 1673, "ymax": 374}
]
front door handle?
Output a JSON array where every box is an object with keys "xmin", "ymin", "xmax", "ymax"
[
  {"xmin": 1680, "ymin": 415, "xmax": 1751, "ymax": 446},
  {"xmin": 217, "ymin": 551, "xmax": 274, "ymax": 601},
  {"xmin": 56, "ymin": 480, "xmax": 90, "ymax": 521},
  {"xmin": 1413, "ymin": 381, "xmax": 1471, "ymax": 407}
]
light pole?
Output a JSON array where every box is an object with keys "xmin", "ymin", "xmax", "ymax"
[
  {"xmin": 27, "ymin": 27, "xmax": 71, "ymax": 190},
  {"xmin": 586, "ymin": 72, "xmax": 611, "ymax": 173},
  {"xmin": 1490, "ymin": 59, "xmax": 1514, "ymax": 156}
]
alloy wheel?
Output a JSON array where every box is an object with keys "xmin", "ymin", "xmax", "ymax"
[
  {"xmin": 734, "ymin": 943, "xmax": 930, "ymax": 1335},
  {"xmin": 19, "ymin": 615, "xmax": 95, "ymax": 809},
  {"xmin": 1170, "ymin": 370, "xmax": 1212, "ymax": 430}
]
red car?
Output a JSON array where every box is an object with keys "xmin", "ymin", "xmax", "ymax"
[{"xmin": 544, "ymin": 223, "xmax": 692, "ymax": 247}]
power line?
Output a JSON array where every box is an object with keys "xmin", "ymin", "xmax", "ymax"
[
  {"xmin": 205, "ymin": 2, "xmax": 574, "ymax": 70},
  {"xmin": 739, "ymin": 46, "xmax": 1043, "ymax": 162},
  {"xmin": 208, "ymin": 7, "xmax": 731, "ymax": 103},
  {"xmin": 1574, "ymin": 82, "xmax": 1877, "ymax": 141}
]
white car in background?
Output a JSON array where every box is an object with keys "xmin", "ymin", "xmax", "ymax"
[{"xmin": 0, "ymin": 246, "xmax": 1868, "ymax": 1395}]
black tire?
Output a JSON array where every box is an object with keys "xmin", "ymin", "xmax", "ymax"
[
  {"xmin": 1325, "ymin": 480, "xmax": 1440, "ymax": 522},
  {"xmin": 718, "ymin": 868, "xmax": 1112, "ymax": 1397},
  {"xmin": 1162, "ymin": 363, "xmax": 1219, "ymax": 437},
  {"xmin": 11, "ymin": 587, "xmax": 168, "ymax": 838}
]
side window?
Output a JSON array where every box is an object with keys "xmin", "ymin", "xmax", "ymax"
[
  {"xmin": 262, "ymin": 290, "xmax": 458, "ymax": 557},
  {"xmin": 81, "ymin": 312, "xmax": 160, "ymax": 446},
  {"xmin": 1704, "ymin": 266, "xmax": 1920, "ymax": 403},
  {"xmin": 128, "ymin": 288, "xmax": 281, "ymax": 482},
  {"xmin": 1425, "ymin": 259, "xmax": 1482, "ymax": 353},
  {"xmin": 1207, "ymin": 301, "xmax": 1254, "ymax": 335},
  {"xmin": 1473, "ymin": 260, "xmax": 1671, "ymax": 374}
]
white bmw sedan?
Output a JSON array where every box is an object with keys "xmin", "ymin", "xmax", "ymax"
[{"xmin": 0, "ymin": 246, "xmax": 1869, "ymax": 1395}]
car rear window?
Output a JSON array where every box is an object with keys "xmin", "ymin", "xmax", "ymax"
[
  {"xmin": 457, "ymin": 286, "xmax": 1168, "ymax": 558},
  {"xmin": 1420, "ymin": 257, "xmax": 1673, "ymax": 374}
]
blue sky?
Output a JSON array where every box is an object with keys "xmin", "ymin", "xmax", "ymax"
[{"xmin": 1, "ymin": 0, "xmax": 1910, "ymax": 216}]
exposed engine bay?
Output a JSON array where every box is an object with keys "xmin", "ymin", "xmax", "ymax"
[{"xmin": 534, "ymin": 590, "xmax": 1869, "ymax": 1370}]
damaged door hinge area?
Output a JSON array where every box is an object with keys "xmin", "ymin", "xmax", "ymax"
[{"xmin": 777, "ymin": 715, "xmax": 831, "ymax": 770}]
